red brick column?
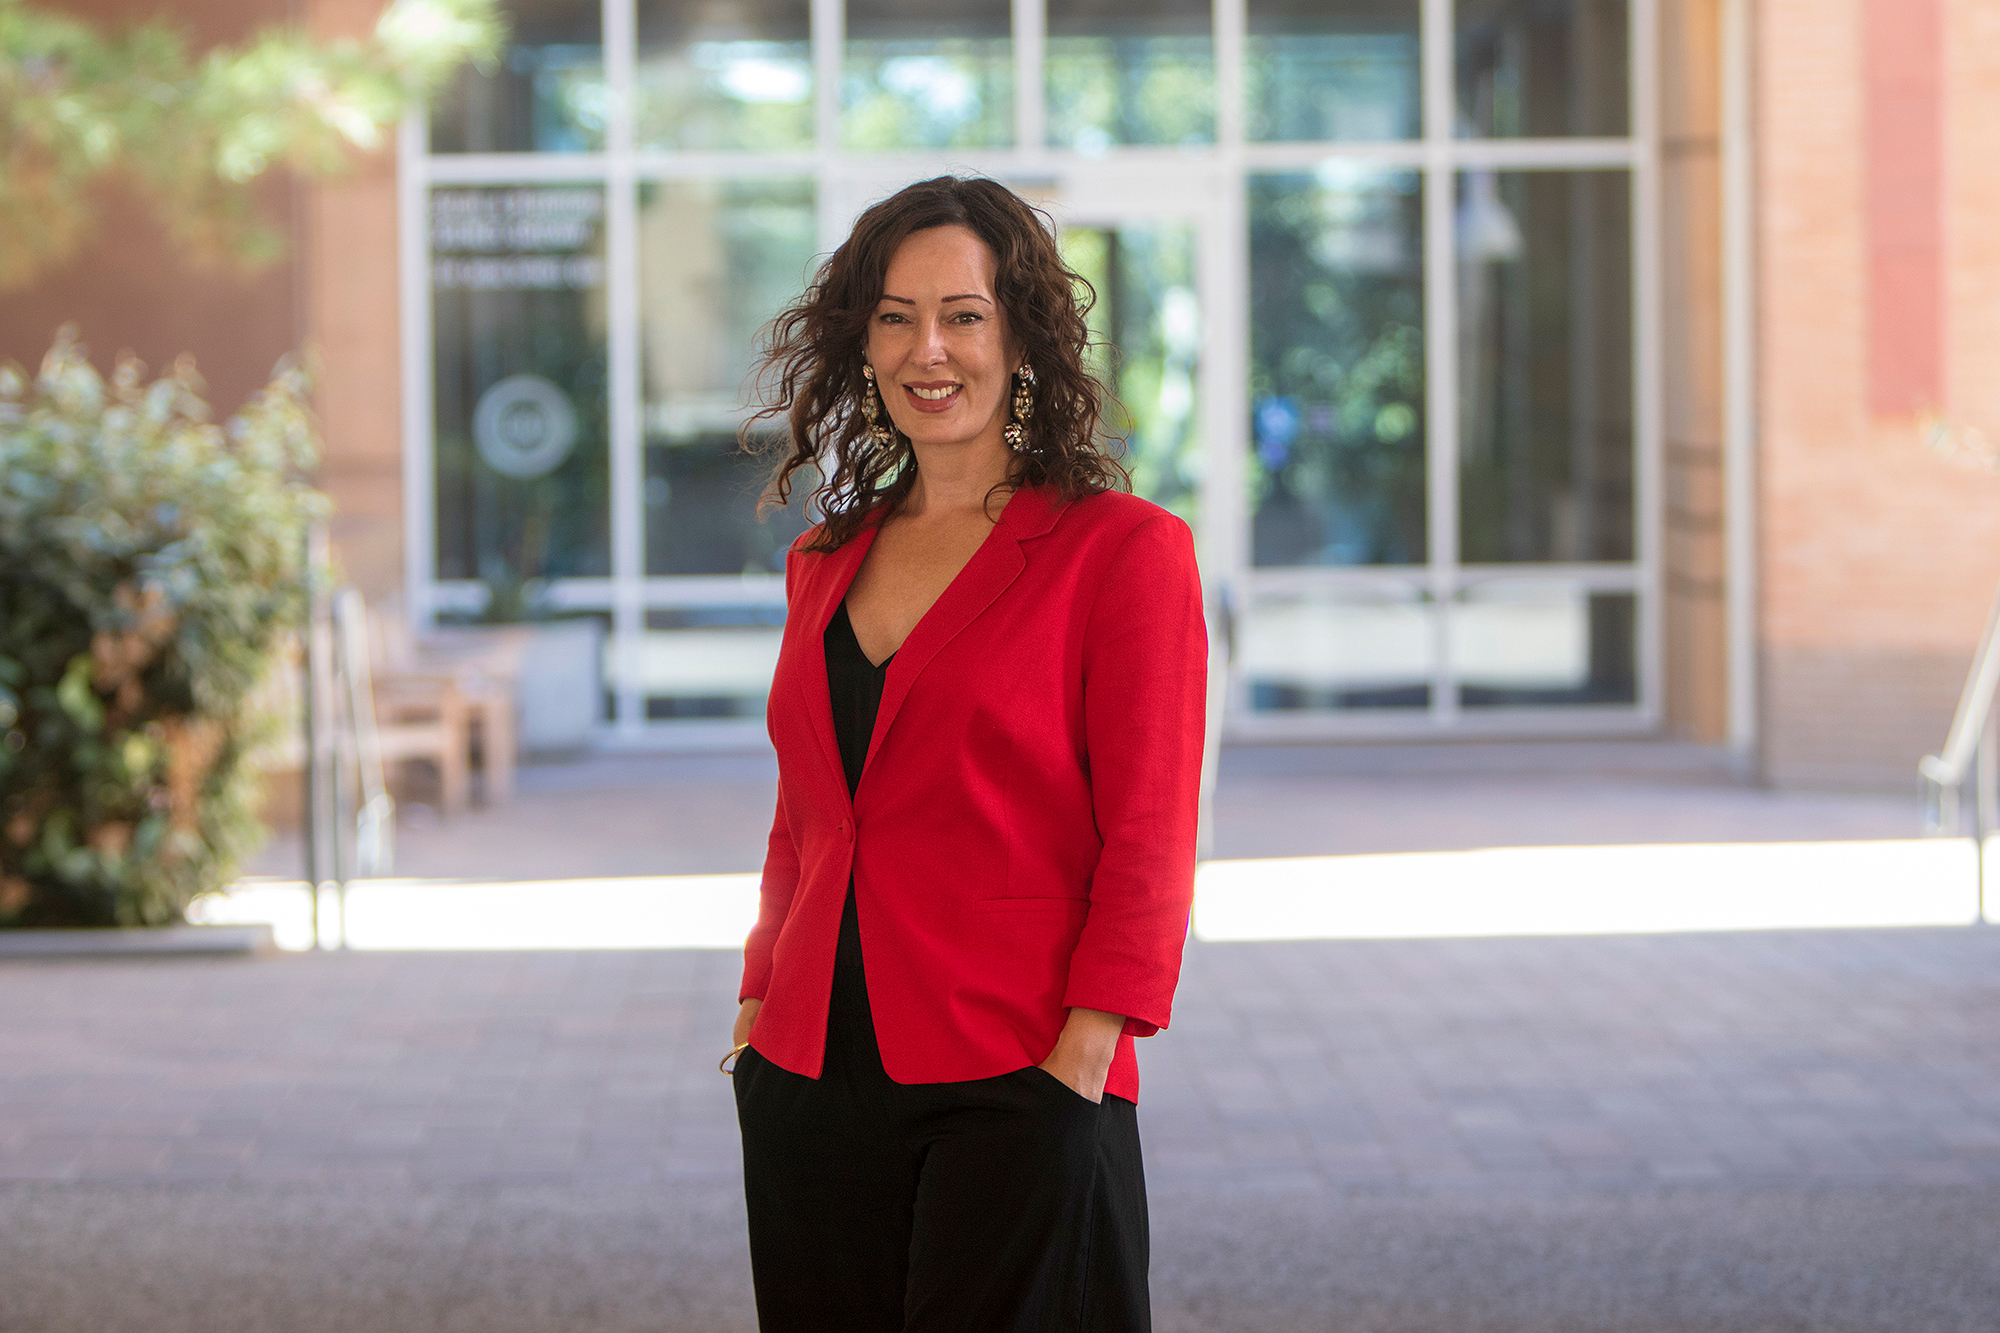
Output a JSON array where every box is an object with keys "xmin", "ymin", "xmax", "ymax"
[
  {"xmin": 1864, "ymin": 0, "xmax": 1944, "ymax": 419},
  {"xmin": 1757, "ymin": 0, "xmax": 2000, "ymax": 787}
]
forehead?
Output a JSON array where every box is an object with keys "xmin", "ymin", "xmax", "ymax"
[{"xmin": 879, "ymin": 225, "xmax": 997, "ymax": 298}]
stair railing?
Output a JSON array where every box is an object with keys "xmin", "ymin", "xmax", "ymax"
[
  {"xmin": 1920, "ymin": 583, "xmax": 2000, "ymax": 922},
  {"xmin": 300, "ymin": 525, "xmax": 395, "ymax": 948}
]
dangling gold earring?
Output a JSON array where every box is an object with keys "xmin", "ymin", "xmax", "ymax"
[
  {"xmin": 859, "ymin": 364, "xmax": 895, "ymax": 445},
  {"xmin": 1002, "ymin": 364, "xmax": 1035, "ymax": 452}
]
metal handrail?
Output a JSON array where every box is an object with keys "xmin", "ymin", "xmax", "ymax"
[
  {"xmin": 1920, "ymin": 582, "xmax": 2000, "ymax": 922},
  {"xmin": 1920, "ymin": 586, "xmax": 2000, "ymax": 794},
  {"xmin": 299, "ymin": 537, "xmax": 396, "ymax": 949},
  {"xmin": 334, "ymin": 588, "xmax": 396, "ymax": 883}
]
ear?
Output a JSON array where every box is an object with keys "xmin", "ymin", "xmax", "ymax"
[{"xmin": 1004, "ymin": 332, "xmax": 1028, "ymax": 376}]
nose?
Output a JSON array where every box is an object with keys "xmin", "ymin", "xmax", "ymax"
[{"xmin": 914, "ymin": 314, "xmax": 949, "ymax": 366}]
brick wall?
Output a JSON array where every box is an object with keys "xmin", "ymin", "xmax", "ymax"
[
  {"xmin": 1757, "ymin": 0, "xmax": 2000, "ymax": 789},
  {"xmin": 0, "ymin": 0, "xmax": 298, "ymax": 416},
  {"xmin": 0, "ymin": 0, "xmax": 409, "ymax": 607}
]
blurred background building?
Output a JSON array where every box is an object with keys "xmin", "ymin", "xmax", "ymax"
[{"xmin": 6, "ymin": 0, "xmax": 1997, "ymax": 789}]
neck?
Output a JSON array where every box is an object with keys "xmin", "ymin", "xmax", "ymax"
[{"xmin": 901, "ymin": 434, "xmax": 1014, "ymax": 520}]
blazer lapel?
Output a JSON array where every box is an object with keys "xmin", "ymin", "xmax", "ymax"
[
  {"xmin": 862, "ymin": 486, "xmax": 1062, "ymax": 774},
  {"xmin": 793, "ymin": 524, "xmax": 878, "ymax": 807}
]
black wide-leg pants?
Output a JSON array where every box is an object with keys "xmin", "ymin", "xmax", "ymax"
[{"xmin": 732, "ymin": 958, "xmax": 1151, "ymax": 1333}]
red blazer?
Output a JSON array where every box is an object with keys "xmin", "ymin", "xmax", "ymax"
[{"xmin": 739, "ymin": 485, "xmax": 1207, "ymax": 1102}]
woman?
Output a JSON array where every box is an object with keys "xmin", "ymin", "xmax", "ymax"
[{"xmin": 727, "ymin": 175, "xmax": 1207, "ymax": 1333}]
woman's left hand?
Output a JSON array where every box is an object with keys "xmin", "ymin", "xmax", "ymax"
[{"xmin": 1038, "ymin": 1006, "xmax": 1125, "ymax": 1103}]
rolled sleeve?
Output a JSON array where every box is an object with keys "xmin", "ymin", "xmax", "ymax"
[{"xmin": 1060, "ymin": 514, "xmax": 1207, "ymax": 1036}]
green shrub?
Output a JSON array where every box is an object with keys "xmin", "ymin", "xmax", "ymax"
[{"xmin": 0, "ymin": 329, "xmax": 327, "ymax": 927}]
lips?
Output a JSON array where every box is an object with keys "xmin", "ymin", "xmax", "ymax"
[{"xmin": 902, "ymin": 382, "xmax": 962, "ymax": 414}]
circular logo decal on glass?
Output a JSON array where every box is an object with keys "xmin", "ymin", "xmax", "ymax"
[{"xmin": 473, "ymin": 375, "xmax": 578, "ymax": 479}]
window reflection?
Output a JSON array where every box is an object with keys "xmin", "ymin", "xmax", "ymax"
[
  {"xmin": 1046, "ymin": 0, "xmax": 1214, "ymax": 151},
  {"xmin": 430, "ymin": 0, "xmax": 606, "ymax": 153},
  {"xmin": 1060, "ymin": 223, "xmax": 1202, "ymax": 528},
  {"xmin": 1452, "ymin": 582, "xmax": 1637, "ymax": 706},
  {"xmin": 639, "ymin": 179, "xmax": 817, "ymax": 577},
  {"xmin": 1455, "ymin": 0, "xmax": 1628, "ymax": 138},
  {"xmin": 432, "ymin": 187, "xmax": 611, "ymax": 586},
  {"xmin": 1244, "ymin": 584, "xmax": 1434, "ymax": 711},
  {"xmin": 1457, "ymin": 169, "xmax": 1632, "ymax": 564},
  {"xmin": 1246, "ymin": 0, "xmax": 1418, "ymax": 143},
  {"xmin": 1249, "ymin": 168, "xmax": 1425, "ymax": 568},
  {"xmin": 843, "ymin": 0, "xmax": 1012, "ymax": 149},
  {"xmin": 426, "ymin": 611, "xmax": 616, "ymax": 727},
  {"xmin": 637, "ymin": 0, "xmax": 813, "ymax": 152}
]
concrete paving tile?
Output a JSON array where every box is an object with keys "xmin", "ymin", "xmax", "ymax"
[
  {"xmin": 1938, "ymin": 1125, "xmax": 2000, "ymax": 1152},
  {"xmin": 1541, "ymin": 1127, "xmax": 1637, "ymax": 1161},
  {"xmin": 1710, "ymin": 1144, "xmax": 1807, "ymax": 1174},
  {"xmin": 1644, "ymin": 1159, "xmax": 1732, "ymax": 1184},
  {"xmin": 1465, "ymin": 1142, "xmax": 1557, "ymax": 1170},
  {"xmin": 1449, "ymin": 1106, "xmax": 1526, "ymax": 1130},
  {"xmin": 1308, "ymin": 1143, "xmax": 1397, "ymax": 1172}
]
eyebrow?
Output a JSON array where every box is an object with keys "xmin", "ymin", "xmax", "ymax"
[{"xmin": 877, "ymin": 293, "xmax": 993, "ymax": 306}]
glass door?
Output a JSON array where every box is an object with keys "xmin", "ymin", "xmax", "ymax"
[
  {"xmin": 1050, "ymin": 182, "xmax": 1233, "ymax": 782},
  {"xmin": 1048, "ymin": 170, "xmax": 1232, "ymax": 601},
  {"xmin": 1232, "ymin": 159, "xmax": 1648, "ymax": 740},
  {"xmin": 1057, "ymin": 217, "xmax": 1204, "ymax": 531},
  {"xmin": 631, "ymin": 179, "xmax": 817, "ymax": 728}
]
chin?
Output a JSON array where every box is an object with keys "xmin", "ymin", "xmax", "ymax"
[{"xmin": 896, "ymin": 420, "xmax": 994, "ymax": 451}]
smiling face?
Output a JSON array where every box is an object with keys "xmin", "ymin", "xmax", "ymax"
[{"xmin": 865, "ymin": 224, "xmax": 1023, "ymax": 458}]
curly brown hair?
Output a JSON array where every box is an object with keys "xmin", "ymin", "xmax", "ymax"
[{"xmin": 745, "ymin": 175, "xmax": 1127, "ymax": 553}]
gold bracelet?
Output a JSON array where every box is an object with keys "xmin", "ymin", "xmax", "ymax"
[{"xmin": 720, "ymin": 1042, "xmax": 750, "ymax": 1075}]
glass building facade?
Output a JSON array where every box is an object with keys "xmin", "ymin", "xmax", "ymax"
[{"xmin": 404, "ymin": 0, "xmax": 1655, "ymax": 742}]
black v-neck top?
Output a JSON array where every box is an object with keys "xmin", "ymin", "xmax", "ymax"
[
  {"xmin": 825, "ymin": 601, "xmax": 892, "ymax": 972},
  {"xmin": 824, "ymin": 601, "xmax": 893, "ymax": 798}
]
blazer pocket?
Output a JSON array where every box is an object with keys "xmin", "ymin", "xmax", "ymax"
[{"xmin": 974, "ymin": 897, "xmax": 1089, "ymax": 913}]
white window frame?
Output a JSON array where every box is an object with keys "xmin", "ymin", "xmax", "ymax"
[{"xmin": 399, "ymin": 0, "xmax": 1660, "ymax": 748}]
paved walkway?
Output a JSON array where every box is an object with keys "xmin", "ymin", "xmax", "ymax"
[
  {"xmin": 3, "ymin": 930, "xmax": 1998, "ymax": 1330},
  {"xmin": 7, "ymin": 744, "xmax": 1995, "ymax": 1331},
  {"xmin": 242, "ymin": 741, "xmax": 1927, "ymax": 883}
]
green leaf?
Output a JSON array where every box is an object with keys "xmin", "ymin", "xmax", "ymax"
[
  {"xmin": 55, "ymin": 653, "xmax": 103, "ymax": 733},
  {"xmin": 0, "ymin": 0, "xmax": 505, "ymax": 288},
  {"xmin": 119, "ymin": 731, "xmax": 156, "ymax": 780}
]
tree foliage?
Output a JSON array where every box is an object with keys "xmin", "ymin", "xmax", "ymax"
[
  {"xmin": 0, "ymin": 0, "xmax": 504, "ymax": 288},
  {"xmin": 0, "ymin": 329, "xmax": 329, "ymax": 926}
]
